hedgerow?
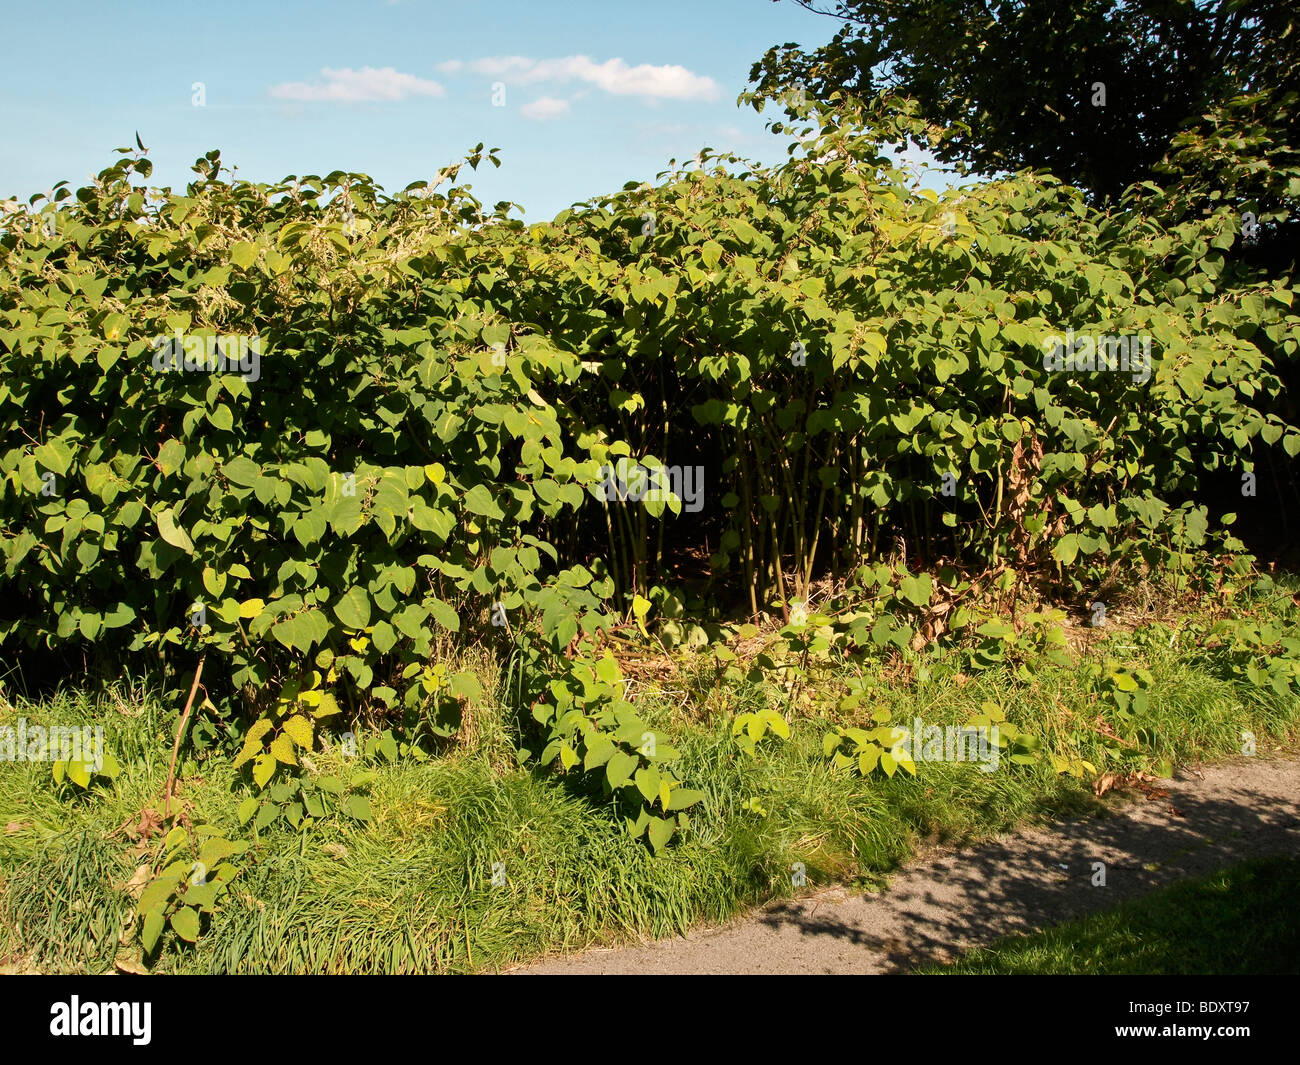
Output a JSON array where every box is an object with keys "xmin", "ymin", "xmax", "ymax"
[{"xmin": 2, "ymin": 96, "xmax": 1298, "ymax": 959}]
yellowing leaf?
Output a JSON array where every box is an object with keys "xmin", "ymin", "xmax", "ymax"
[
  {"xmin": 243, "ymin": 718, "xmax": 273, "ymax": 746},
  {"xmin": 252, "ymin": 752, "xmax": 275, "ymax": 788},
  {"xmin": 632, "ymin": 594, "xmax": 651, "ymax": 636},
  {"xmin": 269, "ymin": 733, "xmax": 297, "ymax": 765},
  {"xmin": 281, "ymin": 714, "xmax": 314, "ymax": 749},
  {"xmin": 310, "ymin": 693, "xmax": 342, "ymax": 718}
]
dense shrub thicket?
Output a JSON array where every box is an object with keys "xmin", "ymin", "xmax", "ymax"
[{"xmin": 2, "ymin": 100, "xmax": 1298, "ymax": 855}]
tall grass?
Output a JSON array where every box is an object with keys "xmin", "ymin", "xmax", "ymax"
[{"xmin": 2, "ymin": 586, "xmax": 1297, "ymax": 973}]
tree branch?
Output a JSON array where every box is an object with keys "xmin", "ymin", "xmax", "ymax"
[{"xmin": 164, "ymin": 652, "xmax": 206, "ymax": 820}]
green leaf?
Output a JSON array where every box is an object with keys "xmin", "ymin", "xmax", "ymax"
[
  {"xmin": 584, "ymin": 734, "xmax": 616, "ymax": 769},
  {"xmin": 169, "ymin": 906, "xmax": 201, "ymax": 943},
  {"xmin": 634, "ymin": 765, "xmax": 661, "ymax": 804},
  {"xmin": 155, "ymin": 508, "xmax": 195, "ymax": 553},
  {"xmin": 202, "ymin": 567, "xmax": 226, "ymax": 599},
  {"xmin": 446, "ymin": 671, "xmax": 481, "ymax": 701},
  {"xmin": 666, "ymin": 787, "xmax": 705, "ymax": 811},
  {"xmin": 344, "ymin": 794, "xmax": 373, "ymax": 820},
  {"xmin": 426, "ymin": 598, "xmax": 460, "ymax": 633},
  {"xmin": 1111, "ymin": 671, "xmax": 1138, "ymax": 692},
  {"xmin": 371, "ymin": 621, "xmax": 399, "ymax": 653},
  {"xmin": 605, "ymin": 750, "xmax": 638, "ymax": 789},
  {"xmin": 142, "ymin": 907, "xmax": 166, "ymax": 952},
  {"xmin": 158, "ymin": 439, "xmax": 188, "ymax": 476},
  {"xmin": 333, "ymin": 586, "xmax": 372, "ymax": 630},
  {"xmin": 222, "ymin": 455, "xmax": 263, "ymax": 486},
  {"xmin": 34, "ymin": 438, "xmax": 73, "ymax": 476},
  {"xmin": 463, "ymin": 484, "xmax": 504, "ymax": 519},
  {"xmin": 208, "ymin": 403, "xmax": 234, "ymax": 432},
  {"xmin": 137, "ymin": 875, "xmax": 176, "ymax": 919},
  {"xmin": 229, "ymin": 241, "xmax": 258, "ymax": 269},
  {"xmin": 647, "ymin": 817, "xmax": 674, "ymax": 852},
  {"xmin": 898, "ymin": 573, "xmax": 932, "ymax": 607},
  {"xmin": 196, "ymin": 837, "xmax": 247, "ymax": 867},
  {"xmin": 1051, "ymin": 533, "xmax": 1079, "ymax": 565}
]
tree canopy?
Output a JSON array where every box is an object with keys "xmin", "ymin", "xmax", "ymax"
[{"xmin": 752, "ymin": 1, "xmax": 1299, "ymax": 203}]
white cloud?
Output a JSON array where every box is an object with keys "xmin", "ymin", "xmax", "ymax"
[
  {"xmin": 520, "ymin": 96, "xmax": 571, "ymax": 120},
  {"xmin": 447, "ymin": 55, "xmax": 719, "ymax": 101},
  {"xmin": 269, "ymin": 67, "xmax": 445, "ymax": 103}
]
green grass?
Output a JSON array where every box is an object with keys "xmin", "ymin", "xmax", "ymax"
[
  {"xmin": 919, "ymin": 856, "xmax": 1300, "ymax": 975},
  {"xmin": 0, "ymin": 687, "xmax": 1081, "ymax": 973},
  {"xmin": 2, "ymin": 583, "xmax": 1299, "ymax": 973}
]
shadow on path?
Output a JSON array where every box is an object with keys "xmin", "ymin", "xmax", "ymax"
[{"xmin": 520, "ymin": 756, "xmax": 1300, "ymax": 974}]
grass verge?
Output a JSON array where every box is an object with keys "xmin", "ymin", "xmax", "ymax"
[
  {"xmin": 2, "ymin": 581, "xmax": 1298, "ymax": 973},
  {"xmin": 918, "ymin": 855, "xmax": 1300, "ymax": 975}
]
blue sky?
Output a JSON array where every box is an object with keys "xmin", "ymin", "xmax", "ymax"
[{"xmin": 0, "ymin": 0, "xmax": 844, "ymax": 220}]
